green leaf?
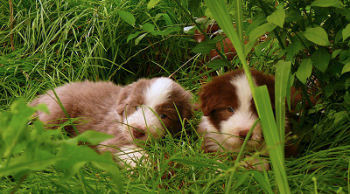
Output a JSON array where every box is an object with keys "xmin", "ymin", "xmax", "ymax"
[
  {"xmin": 127, "ymin": 31, "xmax": 141, "ymax": 43},
  {"xmin": 117, "ymin": 10, "xmax": 136, "ymax": 27},
  {"xmin": 303, "ymin": 27, "xmax": 330, "ymax": 46},
  {"xmin": 205, "ymin": 59, "xmax": 226, "ymax": 69},
  {"xmin": 3, "ymin": 100, "xmax": 36, "ymax": 158},
  {"xmin": 135, "ymin": 33, "xmax": 148, "ymax": 45},
  {"xmin": 285, "ymin": 37, "xmax": 304, "ymax": 60},
  {"xmin": 342, "ymin": 24, "xmax": 350, "ymax": 41},
  {"xmin": 331, "ymin": 49, "xmax": 342, "ymax": 59},
  {"xmin": 245, "ymin": 23, "xmax": 276, "ymax": 54},
  {"xmin": 311, "ymin": 48, "xmax": 330, "ymax": 72},
  {"xmin": 311, "ymin": 0, "xmax": 344, "ymax": 8},
  {"xmin": 147, "ymin": 0, "xmax": 161, "ymax": 9},
  {"xmin": 66, "ymin": 130, "xmax": 114, "ymax": 145},
  {"xmin": 341, "ymin": 62, "xmax": 350, "ymax": 74},
  {"xmin": 192, "ymin": 38, "xmax": 217, "ymax": 54},
  {"xmin": 296, "ymin": 58, "xmax": 313, "ymax": 84},
  {"xmin": 0, "ymin": 154, "xmax": 62, "ymax": 176},
  {"xmin": 154, "ymin": 26, "xmax": 181, "ymax": 36},
  {"xmin": 267, "ymin": 6, "xmax": 285, "ymax": 28},
  {"xmin": 142, "ymin": 23, "xmax": 155, "ymax": 33}
]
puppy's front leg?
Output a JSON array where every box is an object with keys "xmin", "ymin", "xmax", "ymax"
[{"xmin": 116, "ymin": 144, "xmax": 148, "ymax": 168}]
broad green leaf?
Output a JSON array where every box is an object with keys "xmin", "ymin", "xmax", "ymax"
[
  {"xmin": 342, "ymin": 24, "xmax": 350, "ymax": 41},
  {"xmin": 66, "ymin": 130, "xmax": 114, "ymax": 145},
  {"xmin": 56, "ymin": 143, "xmax": 123, "ymax": 191},
  {"xmin": 3, "ymin": 100, "xmax": 36, "ymax": 157},
  {"xmin": 249, "ymin": 23, "xmax": 276, "ymax": 41},
  {"xmin": 245, "ymin": 23, "xmax": 276, "ymax": 55},
  {"xmin": 286, "ymin": 37, "xmax": 304, "ymax": 60},
  {"xmin": 192, "ymin": 39, "xmax": 217, "ymax": 54},
  {"xmin": 142, "ymin": 23, "xmax": 155, "ymax": 33},
  {"xmin": 56, "ymin": 144, "xmax": 111, "ymax": 176},
  {"xmin": 333, "ymin": 111, "xmax": 348, "ymax": 125},
  {"xmin": 311, "ymin": 0, "xmax": 344, "ymax": 8},
  {"xmin": 303, "ymin": 27, "xmax": 330, "ymax": 46},
  {"xmin": 147, "ymin": 0, "xmax": 161, "ymax": 9},
  {"xmin": 275, "ymin": 60, "xmax": 291, "ymax": 142},
  {"xmin": 267, "ymin": 6, "xmax": 285, "ymax": 28},
  {"xmin": 341, "ymin": 62, "xmax": 350, "ymax": 74},
  {"xmin": 127, "ymin": 31, "xmax": 141, "ymax": 43},
  {"xmin": 154, "ymin": 26, "xmax": 181, "ymax": 36},
  {"xmin": 296, "ymin": 58, "xmax": 313, "ymax": 84},
  {"xmin": 0, "ymin": 155, "xmax": 62, "ymax": 176},
  {"xmin": 311, "ymin": 48, "xmax": 330, "ymax": 72},
  {"xmin": 117, "ymin": 10, "xmax": 135, "ymax": 27},
  {"xmin": 331, "ymin": 49, "xmax": 342, "ymax": 59},
  {"xmin": 205, "ymin": 59, "xmax": 226, "ymax": 69}
]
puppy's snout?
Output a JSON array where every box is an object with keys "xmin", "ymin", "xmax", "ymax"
[
  {"xmin": 238, "ymin": 129, "xmax": 250, "ymax": 139},
  {"xmin": 132, "ymin": 127, "xmax": 146, "ymax": 139}
]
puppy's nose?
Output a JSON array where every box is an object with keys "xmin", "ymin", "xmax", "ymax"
[
  {"xmin": 132, "ymin": 128, "xmax": 146, "ymax": 139},
  {"xmin": 239, "ymin": 129, "xmax": 250, "ymax": 139}
]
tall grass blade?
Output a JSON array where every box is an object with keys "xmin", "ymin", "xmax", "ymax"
[
  {"xmin": 233, "ymin": 0, "xmax": 243, "ymax": 40},
  {"xmin": 275, "ymin": 60, "xmax": 292, "ymax": 151},
  {"xmin": 255, "ymin": 86, "xmax": 290, "ymax": 193}
]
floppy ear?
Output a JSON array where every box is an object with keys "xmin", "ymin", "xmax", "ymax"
[
  {"xmin": 180, "ymin": 91, "xmax": 194, "ymax": 120},
  {"xmin": 116, "ymin": 91, "xmax": 129, "ymax": 115},
  {"xmin": 115, "ymin": 79, "xmax": 149, "ymax": 116},
  {"xmin": 199, "ymin": 85, "xmax": 218, "ymax": 116}
]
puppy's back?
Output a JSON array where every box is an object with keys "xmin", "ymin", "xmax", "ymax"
[{"xmin": 31, "ymin": 81, "xmax": 122, "ymax": 133}]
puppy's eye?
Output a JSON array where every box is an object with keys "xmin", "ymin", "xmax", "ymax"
[
  {"xmin": 160, "ymin": 114, "xmax": 167, "ymax": 119},
  {"xmin": 227, "ymin": 106, "xmax": 234, "ymax": 113}
]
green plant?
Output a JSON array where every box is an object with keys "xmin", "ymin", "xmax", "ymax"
[{"xmin": 0, "ymin": 100, "xmax": 124, "ymax": 193}]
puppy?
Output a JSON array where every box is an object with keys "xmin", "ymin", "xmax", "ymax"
[
  {"xmin": 31, "ymin": 78, "xmax": 193, "ymax": 167},
  {"xmin": 198, "ymin": 69, "xmax": 279, "ymax": 170}
]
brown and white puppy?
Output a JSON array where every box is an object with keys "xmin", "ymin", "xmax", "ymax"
[
  {"xmin": 31, "ymin": 78, "xmax": 193, "ymax": 167},
  {"xmin": 198, "ymin": 69, "xmax": 277, "ymax": 169}
]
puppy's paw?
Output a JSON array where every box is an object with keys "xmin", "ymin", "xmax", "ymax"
[{"xmin": 116, "ymin": 145, "xmax": 148, "ymax": 168}]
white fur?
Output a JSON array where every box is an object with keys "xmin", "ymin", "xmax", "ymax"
[
  {"xmin": 145, "ymin": 77, "xmax": 173, "ymax": 107},
  {"xmin": 116, "ymin": 144, "xmax": 148, "ymax": 167}
]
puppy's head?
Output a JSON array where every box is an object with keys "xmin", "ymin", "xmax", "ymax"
[
  {"xmin": 116, "ymin": 77, "xmax": 193, "ymax": 141},
  {"xmin": 199, "ymin": 69, "xmax": 275, "ymax": 152}
]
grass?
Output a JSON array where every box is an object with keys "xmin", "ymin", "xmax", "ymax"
[{"xmin": 1, "ymin": 0, "xmax": 350, "ymax": 193}]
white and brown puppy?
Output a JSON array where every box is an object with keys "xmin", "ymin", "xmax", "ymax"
[
  {"xmin": 31, "ymin": 78, "xmax": 192, "ymax": 167},
  {"xmin": 198, "ymin": 69, "xmax": 278, "ymax": 169}
]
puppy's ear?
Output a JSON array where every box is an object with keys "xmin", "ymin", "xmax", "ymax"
[
  {"xmin": 116, "ymin": 79, "xmax": 148, "ymax": 116},
  {"xmin": 199, "ymin": 85, "xmax": 218, "ymax": 116},
  {"xmin": 181, "ymin": 91, "xmax": 194, "ymax": 120}
]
